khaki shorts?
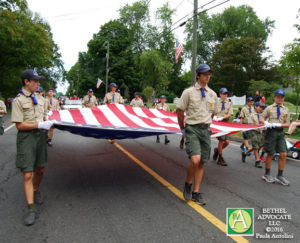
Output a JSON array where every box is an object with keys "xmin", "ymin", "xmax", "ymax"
[
  {"xmin": 250, "ymin": 130, "xmax": 263, "ymax": 149},
  {"xmin": 264, "ymin": 129, "xmax": 287, "ymax": 154},
  {"xmin": 185, "ymin": 124, "xmax": 211, "ymax": 163},
  {"xmin": 16, "ymin": 129, "xmax": 48, "ymax": 172}
]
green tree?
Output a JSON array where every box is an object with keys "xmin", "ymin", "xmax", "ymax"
[
  {"xmin": 184, "ymin": 5, "xmax": 274, "ymax": 62},
  {"xmin": 142, "ymin": 86, "xmax": 154, "ymax": 103},
  {"xmin": 248, "ymin": 80, "xmax": 280, "ymax": 99},
  {"xmin": 279, "ymin": 43, "xmax": 300, "ymax": 115}
]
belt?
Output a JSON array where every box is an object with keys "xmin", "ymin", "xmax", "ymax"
[
  {"xmin": 189, "ymin": 123, "xmax": 210, "ymax": 129},
  {"xmin": 267, "ymin": 127, "xmax": 283, "ymax": 131}
]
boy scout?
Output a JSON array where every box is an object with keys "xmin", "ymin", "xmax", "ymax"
[
  {"xmin": 11, "ymin": 69, "xmax": 53, "ymax": 226},
  {"xmin": 46, "ymin": 88, "xmax": 60, "ymax": 146},
  {"xmin": 240, "ymin": 97, "xmax": 254, "ymax": 152},
  {"xmin": 37, "ymin": 87, "xmax": 48, "ymax": 120},
  {"xmin": 0, "ymin": 98, "xmax": 7, "ymax": 135},
  {"xmin": 212, "ymin": 88, "xmax": 233, "ymax": 166},
  {"xmin": 261, "ymin": 89, "xmax": 290, "ymax": 186},
  {"xmin": 177, "ymin": 64, "xmax": 217, "ymax": 205},
  {"xmin": 130, "ymin": 92, "xmax": 144, "ymax": 107},
  {"xmin": 241, "ymin": 102, "xmax": 264, "ymax": 168},
  {"xmin": 155, "ymin": 95, "xmax": 170, "ymax": 144},
  {"xmin": 82, "ymin": 89, "xmax": 98, "ymax": 107},
  {"xmin": 103, "ymin": 83, "xmax": 124, "ymax": 104}
]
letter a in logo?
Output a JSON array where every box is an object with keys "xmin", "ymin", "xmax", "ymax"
[{"xmin": 227, "ymin": 208, "xmax": 254, "ymax": 236}]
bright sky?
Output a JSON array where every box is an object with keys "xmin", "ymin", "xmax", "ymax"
[{"xmin": 26, "ymin": 0, "xmax": 299, "ymax": 92}]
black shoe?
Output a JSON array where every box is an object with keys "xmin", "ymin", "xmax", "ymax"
[
  {"xmin": 47, "ymin": 139, "xmax": 52, "ymax": 147},
  {"xmin": 255, "ymin": 160, "xmax": 263, "ymax": 168},
  {"xmin": 156, "ymin": 136, "xmax": 160, "ymax": 143},
  {"xmin": 192, "ymin": 192, "xmax": 206, "ymax": 206},
  {"xmin": 34, "ymin": 190, "xmax": 43, "ymax": 205},
  {"xmin": 24, "ymin": 210, "xmax": 38, "ymax": 226},
  {"xmin": 242, "ymin": 152, "xmax": 246, "ymax": 162},
  {"xmin": 164, "ymin": 137, "xmax": 170, "ymax": 144},
  {"xmin": 240, "ymin": 144, "xmax": 244, "ymax": 151},
  {"xmin": 183, "ymin": 182, "xmax": 192, "ymax": 201},
  {"xmin": 212, "ymin": 148, "xmax": 218, "ymax": 161}
]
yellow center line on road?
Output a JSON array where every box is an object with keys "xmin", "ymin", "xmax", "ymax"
[{"xmin": 112, "ymin": 141, "xmax": 249, "ymax": 243}]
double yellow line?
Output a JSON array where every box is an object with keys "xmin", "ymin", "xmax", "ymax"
[{"xmin": 113, "ymin": 141, "xmax": 248, "ymax": 243}]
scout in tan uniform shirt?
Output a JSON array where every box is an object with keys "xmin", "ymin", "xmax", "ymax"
[
  {"xmin": 46, "ymin": 88, "xmax": 60, "ymax": 146},
  {"xmin": 11, "ymin": 69, "xmax": 53, "ymax": 226},
  {"xmin": 240, "ymin": 97, "xmax": 254, "ymax": 152},
  {"xmin": 177, "ymin": 64, "xmax": 217, "ymax": 206},
  {"xmin": 260, "ymin": 89, "xmax": 290, "ymax": 186},
  {"xmin": 37, "ymin": 87, "xmax": 48, "ymax": 120},
  {"xmin": 241, "ymin": 102, "xmax": 264, "ymax": 168},
  {"xmin": 212, "ymin": 88, "xmax": 233, "ymax": 166},
  {"xmin": 155, "ymin": 95, "xmax": 170, "ymax": 144},
  {"xmin": 104, "ymin": 82, "xmax": 124, "ymax": 104},
  {"xmin": 0, "ymin": 99, "xmax": 7, "ymax": 135},
  {"xmin": 82, "ymin": 89, "xmax": 98, "ymax": 107},
  {"xmin": 130, "ymin": 92, "xmax": 144, "ymax": 107}
]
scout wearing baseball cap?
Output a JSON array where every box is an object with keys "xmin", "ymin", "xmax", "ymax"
[
  {"xmin": 155, "ymin": 95, "xmax": 170, "ymax": 144},
  {"xmin": 260, "ymin": 89, "xmax": 290, "ymax": 185},
  {"xmin": 176, "ymin": 63, "xmax": 218, "ymax": 205},
  {"xmin": 103, "ymin": 83, "xmax": 124, "ymax": 104},
  {"xmin": 240, "ymin": 96, "xmax": 255, "ymax": 153},
  {"xmin": 242, "ymin": 101, "xmax": 264, "ymax": 168},
  {"xmin": 0, "ymin": 97, "xmax": 7, "ymax": 135},
  {"xmin": 130, "ymin": 92, "xmax": 144, "ymax": 108},
  {"xmin": 212, "ymin": 87, "xmax": 233, "ymax": 166},
  {"xmin": 11, "ymin": 69, "xmax": 53, "ymax": 226},
  {"xmin": 82, "ymin": 89, "xmax": 98, "ymax": 108}
]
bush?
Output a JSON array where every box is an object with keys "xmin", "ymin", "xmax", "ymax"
[{"xmin": 284, "ymin": 92, "xmax": 300, "ymax": 106}]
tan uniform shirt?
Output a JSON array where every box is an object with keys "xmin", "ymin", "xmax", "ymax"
[
  {"xmin": 261, "ymin": 103, "xmax": 290, "ymax": 124},
  {"xmin": 0, "ymin": 100, "xmax": 6, "ymax": 118},
  {"xmin": 130, "ymin": 98, "xmax": 144, "ymax": 107},
  {"xmin": 248, "ymin": 111, "xmax": 262, "ymax": 132},
  {"xmin": 104, "ymin": 92, "xmax": 124, "ymax": 104},
  {"xmin": 240, "ymin": 105, "xmax": 253, "ymax": 124},
  {"xmin": 155, "ymin": 103, "xmax": 170, "ymax": 112},
  {"xmin": 46, "ymin": 96, "xmax": 60, "ymax": 111},
  {"xmin": 176, "ymin": 82, "xmax": 218, "ymax": 125},
  {"xmin": 214, "ymin": 99, "xmax": 233, "ymax": 121},
  {"xmin": 11, "ymin": 89, "xmax": 45, "ymax": 123},
  {"xmin": 82, "ymin": 95, "xmax": 98, "ymax": 107},
  {"xmin": 37, "ymin": 94, "xmax": 48, "ymax": 119}
]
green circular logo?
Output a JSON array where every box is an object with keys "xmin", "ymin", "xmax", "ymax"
[{"xmin": 228, "ymin": 210, "xmax": 252, "ymax": 233}]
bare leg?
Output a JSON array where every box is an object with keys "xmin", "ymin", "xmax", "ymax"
[
  {"xmin": 188, "ymin": 155, "xmax": 204, "ymax": 192},
  {"xmin": 33, "ymin": 167, "xmax": 45, "ymax": 191},
  {"xmin": 23, "ymin": 172, "xmax": 34, "ymax": 204},
  {"xmin": 48, "ymin": 127, "xmax": 54, "ymax": 140},
  {"xmin": 218, "ymin": 140, "xmax": 224, "ymax": 154},
  {"xmin": 265, "ymin": 154, "xmax": 273, "ymax": 170},
  {"xmin": 278, "ymin": 152, "xmax": 287, "ymax": 171}
]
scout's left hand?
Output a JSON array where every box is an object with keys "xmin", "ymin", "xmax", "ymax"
[
  {"xmin": 217, "ymin": 117, "xmax": 223, "ymax": 121},
  {"xmin": 272, "ymin": 123, "xmax": 282, "ymax": 128}
]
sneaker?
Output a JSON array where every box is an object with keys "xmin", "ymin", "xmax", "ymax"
[
  {"xmin": 34, "ymin": 190, "xmax": 43, "ymax": 205},
  {"xmin": 260, "ymin": 156, "xmax": 265, "ymax": 162},
  {"xmin": 242, "ymin": 152, "xmax": 246, "ymax": 162},
  {"xmin": 47, "ymin": 139, "xmax": 52, "ymax": 147},
  {"xmin": 156, "ymin": 136, "xmax": 160, "ymax": 143},
  {"xmin": 275, "ymin": 176, "xmax": 290, "ymax": 186},
  {"xmin": 255, "ymin": 160, "xmax": 263, "ymax": 168},
  {"xmin": 217, "ymin": 155, "xmax": 227, "ymax": 166},
  {"xmin": 247, "ymin": 152, "xmax": 251, "ymax": 156},
  {"xmin": 212, "ymin": 148, "xmax": 218, "ymax": 161},
  {"xmin": 192, "ymin": 192, "xmax": 206, "ymax": 206},
  {"xmin": 24, "ymin": 210, "xmax": 38, "ymax": 226},
  {"xmin": 183, "ymin": 182, "xmax": 192, "ymax": 201},
  {"xmin": 262, "ymin": 174, "xmax": 275, "ymax": 183},
  {"xmin": 164, "ymin": 137, "xmax": 170, "ymax": 144}
]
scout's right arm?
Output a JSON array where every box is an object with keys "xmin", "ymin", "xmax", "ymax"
[{"xmin": 176, "ymin": 109, "xmax": 185, "ymax": 130}]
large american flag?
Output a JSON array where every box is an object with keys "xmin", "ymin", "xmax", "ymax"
[
  {"xmin": 49, "ymin": 104, "xmax": 263, "ymax": 140},
  {"xmin": 175, "ymin": 40, "xmax": 184, "ymax": 64}
]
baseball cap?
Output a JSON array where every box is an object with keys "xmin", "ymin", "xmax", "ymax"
[
  {"xmin": 110, "ymin": 82, "xmax": 117, "ymax": 87},
  {"xmin": 219, "ymin": 88, "xmax": 228, "ymax": 94},
  {"xmin": 196, "ymin": 64, "xmax": 212, "ymax": 74},
  {"xmin": 254, "ymin": 102, "xmax": 263, "ymax": 107},
  {"xmin": 88, "ymin": 89, "xmax": 93, "ymax": 92},
  {"xmin": 160, "ymin": 95, "xmax": 167, "ymax": 99},
  {"xmin": 247, "ymin": 97, "xmax": 254, "ymax": 102},
  {"xmin": 37, "ymin": 87, "xmax": 44, "ymax": 93},
  {"xmin": 134, "ymin": 92, "xmax": 140, "ymax": 96},
  {"xmin": 21, "ymin": 69, "xmax": 45, "ymax": 81},
  {"xmin": 274, "ymin": 89, "xmax": 285, "ymax": 97},
  {"xmin": 48, "ymin": 87, "xmax": 54, "ymax": 91}
]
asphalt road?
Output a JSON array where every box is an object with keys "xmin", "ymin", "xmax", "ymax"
[{"xmin": 0, "ymin": 126, "xmax": 299, "ymax": 243}]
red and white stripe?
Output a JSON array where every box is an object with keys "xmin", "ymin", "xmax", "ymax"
[{"xmin": 49, "ymin": 104, "xmax": 264, "ymax": 137}]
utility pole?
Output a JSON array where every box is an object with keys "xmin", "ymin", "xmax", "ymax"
[
  {"xmin": 105, "ymin": 41, "xmax": 109, "ymax": 94},
  {"xmin": 191, "ymin": 0, "xmax": 198, "ymax": 84}
]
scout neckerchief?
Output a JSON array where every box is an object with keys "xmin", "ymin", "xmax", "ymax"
[
  {"xmin": 221, "ymin": 101, "xmax": 225, "ymax": 111},
  {"xmin": 249, "ymin": 106, "xmax": 252, "ymax": 113},
  {"xmin": 88, "ymin": 95, "xmax": 91, "ymax": 103},
  {"xmin": 200, "ymin": 88, "xmax": 206, "ymax": 98},
  {"xmin": 277, "ymin": 105, "xmax": 281, "ymax": 119},
  {"xmin": 50, "ymin": 97, "xmax": 53, "ymax": 105},
  {"xmin": 19, "ymin": 89, "xmax": 38, "ymax": 105},
  {"xmin": 257, "ymin": 113, "xmax": 260, "ymax": 120},
  {"xmin": 112, "ymin": 93, "xmax": 115, "ymax": 103}
]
